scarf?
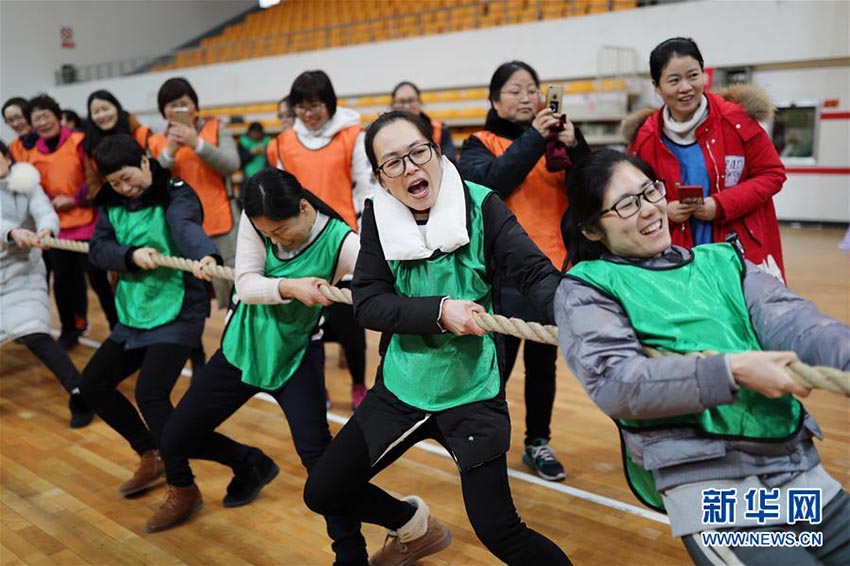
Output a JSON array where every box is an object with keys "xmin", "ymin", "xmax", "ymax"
[
  {"xmin": 662, "ymin": 95, "xmax": 709, "ymax": 145},
  {"xmin": 373, "ymin": 156, "xmax": 469, "ymax": 261}
]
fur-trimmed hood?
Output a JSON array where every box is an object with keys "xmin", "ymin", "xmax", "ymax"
[
  {"xmin": 4, "ymin": 162, "xmax": 41, "ymax": 195},
  {"xmin": 620, "ymin": 84, "xmax": 776, "ymax": 145}
]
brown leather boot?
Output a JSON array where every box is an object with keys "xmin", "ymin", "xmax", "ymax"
[
  {"xmin": 369, "ymin": 496, "xmax": 452, "ymax": 566},
  {"xmin": 118, "ymin": 450, "xmax": 165, "ymax": 497},
  {"xmin": 145, "ymin": 483, "xmax": 203, "ymax": 533}
]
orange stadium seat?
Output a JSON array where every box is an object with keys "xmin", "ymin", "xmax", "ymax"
[{"xmin": 154, "ymin": 0, "xmax": 636, "ymax": 70}]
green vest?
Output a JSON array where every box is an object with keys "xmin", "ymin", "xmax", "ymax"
[
  {"xmin": 568, "ymin": 244, "xmax": 802, "ymax": 510},
  {"xmin": 108, "ymin": 202, "xmax": 185, "ymax": 330},
  {"xmin": 221, "ymin": 217, "xmax": 351, "ymax": 390},
  {"xmin": 239, "ymin": 135, "xmax": 270, "ymax": 179},
  {"xmin": 383, "ymin": 182, "xmax": 498, "ymax": 411}
]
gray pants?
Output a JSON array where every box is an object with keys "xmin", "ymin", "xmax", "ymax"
[
  {"xmin": 684, "ymin": 489, "xmax": 850, "ymax": 565},
  {"xmin": 210, "ymin": 203, "xmax": 239, "ymax": 309}
]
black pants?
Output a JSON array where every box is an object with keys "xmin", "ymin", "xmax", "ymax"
[
  {"xmin": 500, "ymin": 287, "xmax": 557, "ymax": 446},
  {"xmin": 16, "ymin": 332, "xmax": 81, "ymax": 393},
  {"xmin": 304, "ymin": 416, "xmax": 571, "ymax": 565},
  {"xmin": 322, "ymin": 281, "xmax": 366, "ymax": 386},
  {"xmin": 160, "ymin": 342, "xmax": 367, "ymax": 566},
  {"xmin": 78, "ymin": 339, "xmax": 194, "ymax": 483},
  {"xmin": 46, "ymin": 248, "xmax": 118, "ymax": 333}
]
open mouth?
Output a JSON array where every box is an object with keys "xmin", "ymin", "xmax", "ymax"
[
  {"xmin": 640, "ymin": 219, "xmax": 663, "ymax": 235},
  {"xmin": 678, "ymin": 94, "xmax": 695, "ymax": 104},
  {"xmin": 407, "ymin": 179, "xmax": 430, "ymax": 200}
]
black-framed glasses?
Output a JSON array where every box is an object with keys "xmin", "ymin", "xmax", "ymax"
[
  {"xmin": 294, "ymin": 102, "xmax": 325, "ymax": 116},
  {"xmin": 377, "ymin": 143, "xmax": 436, "ymax": 178},
  {"xmin": 599, "ymin": 180, "xmax": 667, "ymax": 219}
]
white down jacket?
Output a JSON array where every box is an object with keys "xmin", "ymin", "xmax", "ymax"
[{"xmin": 1, "ymin": 163, "xmax": 59, "ymax": 343}]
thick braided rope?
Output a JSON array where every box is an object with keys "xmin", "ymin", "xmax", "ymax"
[
  {"xmin": 39, "ymin": 236, "xmax": 850, "ymax": 395},
  {"xmin": 643, "ymin": 347, "xmax": 850, "ymax": 397},
  {"xmin": 472, "ymin": 312, "xmax": 559, "ymax": 346},
  {"xmin": 41, "ymin": 237, "xmax": 236, "ymax": 280}
]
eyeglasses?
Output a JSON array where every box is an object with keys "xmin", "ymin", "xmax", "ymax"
[
  {"xmin": 599, "ymin": 180, "xmax": 667, "ymax": 219},
  {"xmin": 377, "ymin": 143, "xmax": 436, "ymax": 178},
  {"xmin": 30, "ymin": 112, "xmax": 56, "ymax": 126},
  {"xmin": 294, "ymin": 102, "xmax": 325, "ymax": 116},
  {"xmin": 499, "ymin": 87, "xmax": 540, "ymax": 100},
  {"xmin": 392, "ymin": 97, "xmax": 419, "ymax": 109}
]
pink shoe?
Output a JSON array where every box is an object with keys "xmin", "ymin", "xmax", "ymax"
[{"xmin": 351, "ymin": 383, "xmax": 367, "ymax": 410}]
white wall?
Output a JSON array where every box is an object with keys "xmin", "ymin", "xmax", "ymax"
[
  {"xmin": 0, "ymin": 0, "xmax": 252, "ymax": 112},
  {"xmin": 37, "ymin": 0, "xmax": 850, "ymax": 119},
  {"xmin": 2, "ymin": 0, "xmax": 847, "ymax": 221}
]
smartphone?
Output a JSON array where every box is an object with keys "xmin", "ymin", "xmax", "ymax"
[
  {"xmin": 677, "ymin": 185, "xmax": 705, "ymax": 205},
  {"xmin": 170, "ymin": 106, "xmax": 191, "ymax": 126},
  {"xmin": 546, "ymin": 85, "xmax": 563, "ymax": 115}
]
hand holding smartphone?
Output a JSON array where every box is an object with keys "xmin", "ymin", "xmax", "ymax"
[
  {"xmin": 677, "ymin": 185, "xmax": 705, "ymax": 205},
  {"xmin": 170, "ymin": 106, "xmax": 192, "ymax": 127},
  {"xmin": 546, "ymin": 85, "xmax": 563, "ymax": 115}
]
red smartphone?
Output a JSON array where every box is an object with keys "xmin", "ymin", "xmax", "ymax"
[{"xmin": 677, "ymin": 185, "xmax": 704, "ymax": 205}]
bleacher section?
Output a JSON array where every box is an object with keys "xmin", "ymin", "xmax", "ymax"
[{"xmin": 150, "ymin": 0, "xmax": 639, "ymax": 71}]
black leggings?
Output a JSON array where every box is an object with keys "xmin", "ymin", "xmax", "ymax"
[
  {"xmin": 16, "ymin": 332, "xmax": 81, "ymax": 393},
  {"xmin": 78, "ymin": 339, "xmax": 194, "ymax": 483},
  {"xmin": 46, "ymin": 248, "xmax": 118, "ymax": 333},
  {"xmin": 503, "ymin": 337, "xmax": 558, "ymax": 445},
  {"xmin": 322, "ymin": 282, "xmax": 366, "ymax": 385},
  {"xmin": 161, "ymin": 343, "xmax": 368, "ymax": 565},
  {"xmin": 500, "ymin": 286, "xmax": 557, "ymax": 446},
  {"xmin": 304, "ymin": 416, "xmax": 571, "ymax": 565}
]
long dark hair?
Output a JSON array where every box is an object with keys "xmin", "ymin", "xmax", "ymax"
[
  {"xmin": 242, "ymin": 168, "xmax": 342, "ymax": 222},
  {"xmin": 83, "ymin": 90, "xmax": 131, "ymax": 156},
  {"xmin": 564, "ymin": 149, "xmax": 658, "ymax": 265}
]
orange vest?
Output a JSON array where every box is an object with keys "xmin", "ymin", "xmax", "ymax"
[
  {"xmin": 9, "ymin": 137, "xmax": 35, "ymax": 163},
  {"xmin": 149, "ymin": 119, "xmax": 232, "ymax": 236},
  {"xmin": 28, "ymin": 131, "xmax": 95, "ymax": 231},
  {"xmin": 133, "ymin": 125, "xmax": 152, "ymax": 152},
  {"xmin": 431, "ymin": 120, "xmax": 443, "ymax": 146},
  {"xmin": 266, "ymin": 125, "xmax": 361, "ymax": 230},
  {"xmin": 472, "ymin": 130, "xmax": 568, "ymax": 269}
]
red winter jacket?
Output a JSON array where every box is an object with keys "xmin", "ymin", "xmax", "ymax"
[{"xmin": 624, "ymin": 88, "xmax": 786, "ymax": 279}]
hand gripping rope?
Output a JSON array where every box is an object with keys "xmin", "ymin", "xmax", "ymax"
[{"xmin": 40, "ymin": 236, "xmax": 850, "ymax": 396}]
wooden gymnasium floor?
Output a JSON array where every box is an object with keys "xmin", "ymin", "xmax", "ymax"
[{"xmin": 1, "ymin": 226, "xmax": 848, "ymax": 565}]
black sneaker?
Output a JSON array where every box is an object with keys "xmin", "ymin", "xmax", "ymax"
[
  {"xmin": 223, "ymin": 452, "xmax": 280, "ymax": 508},
  {"xmin": 68, "ymin": 392, "xmax": 95, "ymax": 429},
  {"xmin": 522, "ymin": 438, "xmax": 566, "ymax": 481}
]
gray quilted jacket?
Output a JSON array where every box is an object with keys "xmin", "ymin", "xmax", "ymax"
[{"xmin": 555, "ymin": 246, "xmax": 850, "ymax": 492}]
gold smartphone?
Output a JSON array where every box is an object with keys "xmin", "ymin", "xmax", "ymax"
[
  {"xmin": 546, "ymin": 85, "xmax": 564, "ymax": 114},
  {"xmin": 171, "ymin": 106, "xmax": 191, "ymax": 126}
]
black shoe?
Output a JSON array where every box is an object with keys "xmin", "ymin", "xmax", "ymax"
[
  {"xmin": 68, "ymin": 393, "xmax": 95, "ymax": 429},
  {"xmin": 58, "ymin": 331, "xmax": 80, "ymax": 350},
  {"xmin": 223, "ymin": 452, "xmax": 280, "ymax": 508}
]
